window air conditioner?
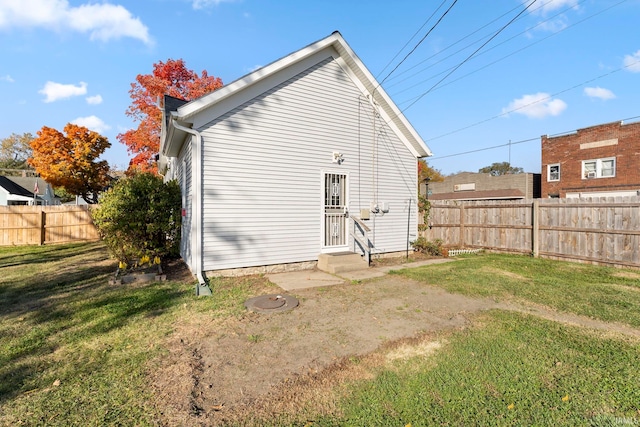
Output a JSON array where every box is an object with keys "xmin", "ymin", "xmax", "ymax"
[{"xmin": 586, "ymin": 171, "xmax": 596, "ymax": 178}]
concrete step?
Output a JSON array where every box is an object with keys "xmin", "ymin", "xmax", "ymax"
[{"xmin": 317, "ymin": 252, "xmax": 368, "ymax": 274}]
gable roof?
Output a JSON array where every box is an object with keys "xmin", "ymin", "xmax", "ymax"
[
  {"xmin": 0, "ymin": 176, "xmax": 35, "ymax": 197},
  {"xmin": 162, "ymin": 31, "xmax": 431, "ymax": 159}
]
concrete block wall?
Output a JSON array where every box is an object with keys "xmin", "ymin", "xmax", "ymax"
[{"xmin": 426, "ymin": 172, "xmax": 540, "ymax": 199}]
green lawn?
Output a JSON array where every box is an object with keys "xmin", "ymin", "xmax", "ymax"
[
  {"xmin": 0, "ymin": 242, "xmax": 267, "ymax": 426},
  {"xmin": 308, "ymin": 310, "xmax": 640, "ymax": 427},
  {"xmin": 264, "ymin": 254, "xmax": 640, "ymax": 427},
  {"xmin": 397, "ymin": 253, "xmax": 640, "ymax": 327},
  {"xmin": 1, "ymin": 246, "xmax": 639, "ymax": 426}
]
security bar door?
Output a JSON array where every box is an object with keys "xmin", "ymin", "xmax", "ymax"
[{"xmin": 323, "ymin": 173, "xmax": 348, "ymax": 249}]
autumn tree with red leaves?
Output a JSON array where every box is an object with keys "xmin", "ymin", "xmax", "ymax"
[
  {"xmin": 29, "ymin": 124, "xmax": 111, "ymax": 204},
  {"xmin": 118, "ymin": 59, "xmax": 223, "ymax": 172},
  {"xmin": 418, "ymin": 159, "xmax": 444, "ymax": 184}
]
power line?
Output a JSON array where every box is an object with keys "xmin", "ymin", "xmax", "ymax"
[
  {"xmin": 384, "ymin": 0, "xmax": 550, "ymax": 87},
  {"xmin": 375, "ymin": 0, "xmax": 449, "ymax": 80},
  {"xmin": 424, "ymin": 57, "xmax": 640, "ymax": 143},
  {"xmin": 427, "ymin": 114, "xmax": 640, "ymax": 161},
  {"xmin": 388, "ymin": 0, "xmax": 589, "ymax": 96},
  {"xmin": 395, "ymin": 0, "xmax": 625, "ymax": 103},
  {"xmin": 378, "ymin": 0, "xmax": 459, "ymax": 87},
  {"xmin": 428, "ymin": 137, "xmax": 538, "ymax": 160},
  {"xmin": 400, "ymin": 0, "xmax": 538, "ymax": 114}
]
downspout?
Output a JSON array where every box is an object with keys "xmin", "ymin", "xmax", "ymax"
[{"xmin": 171, "ymin": 118, "xmax": 212, "ymax": 296}]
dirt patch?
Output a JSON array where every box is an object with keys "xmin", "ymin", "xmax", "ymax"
[
  {"xmin": 613, "ymin": 271, "xmax": 640, "ymax": 280},
  {"xmin": 151, "ymin": 274, "xmax": 500, "ymax": 426},
  {"xmin": 480, "ymin": 266, "xmax": 530, "ymax": 281},
  {"xmin": 150, "ymin": 263, "xmax": 640, "ymax": 426}
]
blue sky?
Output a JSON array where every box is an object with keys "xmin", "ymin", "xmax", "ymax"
[{"xmin": 1, "ymin": 0, "xmax": 638, "ymax": 174}]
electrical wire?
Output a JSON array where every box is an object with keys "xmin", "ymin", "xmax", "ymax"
[
  {"xmin": 427, "ymin": 114, "xmax": 640, "ymax": 161},
  {"xmin": 395, "ymin": 0, "xmax": 626, "ymax": 103},
  {"xmin": 375, "ymin": 0, "xmax": 449, "ymax": 80},
  {"xmin": 400, "ymin": 0, "xmax": 538, "ymax": 114},
  {"xmin": 388, "ymin": 0, "xmax": 589, "ymax": 95},
  {"xmin": 384, "ymin": 0, "xmax": 558, "ymax": 87},
  {"xmin": 377, "ymin": 0, "xmax": 459, "ymax": 87},
  {"xmin": 424, "ymin": 57, "xmax": 640, "ymax": 144}
]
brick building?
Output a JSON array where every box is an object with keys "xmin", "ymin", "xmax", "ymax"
[
  {"xmin": 541, "ymin": 120, "xmax": 640, "ymax": 198},
  {"xmin": 424, "ymin": 171, "xmax": 541, "ymax": 200}
]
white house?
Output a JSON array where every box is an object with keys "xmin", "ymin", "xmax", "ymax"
[
  {"xmin": 0, "ymin": 176, "xmax": 60, "ymax": 206},
  {"xmin": 160, "ymin": 32, "xmax": 432, "ymax": 287}
]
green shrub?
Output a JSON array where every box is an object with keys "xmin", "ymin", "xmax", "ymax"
[
  {"xmin": 91, "ymin": 173, "xmax": 181, "ymax": 263},
  {"xmin": 411, "ymin": 237, "xmax": 443, "ymax": 256}
]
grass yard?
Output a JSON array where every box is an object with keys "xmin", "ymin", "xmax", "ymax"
[
  {"xmin": 304, "ymin": 310, "xmax": 640, "ymax": 427},
  {"xmin": 397, "ymin": 253, "xmax": 640, "ymax": 327},
  {"xmin": 1, "ymin": 244, "xmax": 639, "ymax": 426},
  {"xmin": 0, "ymin": 242, "xmax": 267, "ymax": 426}
]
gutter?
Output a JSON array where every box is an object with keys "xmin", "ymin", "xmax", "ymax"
[{"xmin": 170, "ymin": 117, "xmax": 212, "ymax": 296}]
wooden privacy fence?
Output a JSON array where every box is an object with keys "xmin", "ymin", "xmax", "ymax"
[
  {"xmin": 424, "ymin": 197, "xmax": 640, "ymax": 269},
  {"xmin": 0, "ymin": 205, "xmax": 100, "ymax": 246}
]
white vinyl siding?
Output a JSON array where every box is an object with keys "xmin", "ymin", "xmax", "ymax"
[
  {"xmin": 176, "ymin": 141, "xmax": 193, "ymax": 271},
  {"xmin": 197, "ymin": 57, "xmax": 417, "ymax": 271}
]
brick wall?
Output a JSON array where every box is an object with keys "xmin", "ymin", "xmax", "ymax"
[{"xmin": 541, "ymin": 120, "xmax": 640, "ymax": 198}]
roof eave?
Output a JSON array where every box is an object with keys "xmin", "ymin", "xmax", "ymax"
[
  {"xmin": 162, "ymin": 113, "xmax": 190, "ymax": 158},
  {"xmin": 176, "ymin": 34, "xmax": 343, "ymax": 122}
]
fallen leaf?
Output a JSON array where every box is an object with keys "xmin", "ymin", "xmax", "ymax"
[
  {"xmin": 507, "ymin": 403, "xmax": 515, "ymax": 410},
  {"xmin": 52, "ymin": 379, "xmax": 61, "ymax": 387},
  {"xmin": 562, "ymin": 394, "xmax": 569, "ymax": 402}
]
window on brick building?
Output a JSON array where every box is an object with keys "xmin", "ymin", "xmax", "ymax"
[
  {"xmin": 582, "ymin": 157, "xmax": 615, "ymax": 179},
  {"xmin": 547, "ymin": 164, "xmax": 560, "ymax": 181}
]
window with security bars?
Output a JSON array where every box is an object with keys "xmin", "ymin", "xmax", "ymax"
[{"xmin": 547, "ymin": 164, "xmax": 560, "ymax": 181}]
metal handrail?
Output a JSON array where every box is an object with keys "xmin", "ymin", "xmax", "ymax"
[{"xmin": 350, "ymin": 216, "xmax": 372, "ymax": 265}]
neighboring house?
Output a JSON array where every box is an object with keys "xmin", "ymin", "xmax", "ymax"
[
  {"xmin": 425, "ymin": 172, "xmax": 541, "ymax": 201},
  {"xmin": 0, "ymin": 176, "xmax": 60, "ymax": 206},
  {"xmin": 541, "ymin": 119, "xmax": 640, "ymax": 198},
  {"xmin": 160, "ymin": 31, "xmax": 432, "ymax": 281}
]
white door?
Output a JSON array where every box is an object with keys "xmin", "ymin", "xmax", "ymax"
[{"xmin": 323, "ymin": 173, "xmax": 348, "ymax": 251}]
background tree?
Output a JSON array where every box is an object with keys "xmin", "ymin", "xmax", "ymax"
[
  {"xmin": 418, "ymin": 159, "xmax": 445, "ymax": 183},
  {"xmin": 29, "ymin": 124, "xmax": 111, "ymax": 204},
  {"xmin": 118, "ymin": 58, "xmax": 223, "ymax": 172},
  {"xmin": 478, "ymin": 161, "xmax": 524, "ymax": 176},
  {"xmin": 0, "ymin": 132, "xmax": 34, "ymax": 169},
  {"xmin": 91, "ymin": 173, "xmax": 181, "ymax": 264}
]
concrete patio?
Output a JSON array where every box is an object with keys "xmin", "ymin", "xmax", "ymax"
[{"xmin": 267, "ymin": 258, "xmax": 455, "ymax": 291}]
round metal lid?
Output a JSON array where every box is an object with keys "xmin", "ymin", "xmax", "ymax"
[
  {"xmin": 244, "ymin": 294, "xmax": 299, "ymax": 313},
  {"xmin": 255, "ymin": 295, "xmax": 286, "ymax": 309}
]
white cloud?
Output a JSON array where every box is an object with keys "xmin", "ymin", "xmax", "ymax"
[
  {"xmin": 0, "ymin": 0, "xmax": 151, "ymax": 44},
  {"xmin": 39, "ymin": 81, "xmax": 87, "ymax": 103},
  {"xmin": 623, "ymin": 50, "xmax": 640, "ymax": 73},
  {"xmin": 86, "ymin": 94, "xmax": 103, "ymax": 105},
  {"xmin": 525, "ymin": 0, "xmax": 579, "ymax": 36},
  {"xmin": 1, "ymin": 74, "xmax": 14, "ymax": 82},
  {"xmin": 528, "ymin": 0, "xmax": 580, "ymax": 16},
  {"xmin": 192, "ymin": 0, "xmax": 238, "ymax": 10},
  {"xmin": 584, "ymin": 87, "xmax": 615, "ymax": 100},
  {"xmin": 71, "ymin": 115, "xmax": 111, "ymax": 134},
  {"xmin": 502, "ymin": 92, "xmax": 567, "ymax": 119},
  {"xmin": 535, "ymin": 16, "xmax": 568, "ymax": 32}
]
